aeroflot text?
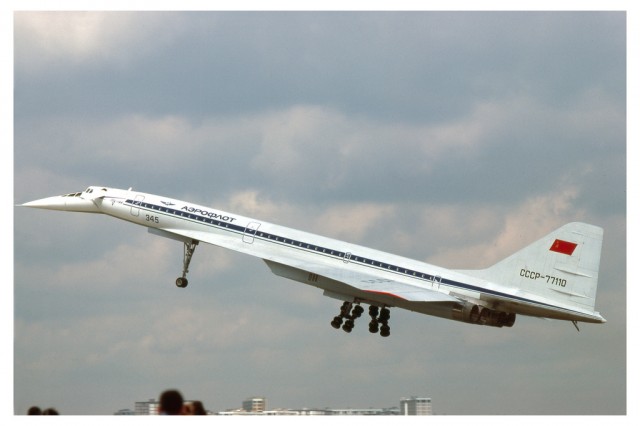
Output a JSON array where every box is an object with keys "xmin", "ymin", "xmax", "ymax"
[{"xmin": 181, "ymin": 206, "xmax": 236, "ymax": 223}]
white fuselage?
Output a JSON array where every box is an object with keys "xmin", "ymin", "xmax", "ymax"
[{"xmin": 91, "ymin": 187, "xmax": 597, "ymax": 324}]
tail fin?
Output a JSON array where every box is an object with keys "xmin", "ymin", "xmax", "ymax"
[{"xmin": 461, "ymin": 222, "xmax": 604, "ymax": 315}]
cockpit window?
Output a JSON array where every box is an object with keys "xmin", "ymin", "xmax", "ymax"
[
  {"xmin": 63, "ymin": 192, "xmax": 82, "ymax": 197},
  {"xmin": 85, "ymin": 188, "xmax": 94, "ymax": 194}
]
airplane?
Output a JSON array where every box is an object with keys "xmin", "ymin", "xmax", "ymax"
[{"xmin": 21, "ymin": 186, "xmax": 606, "ymax": 336}]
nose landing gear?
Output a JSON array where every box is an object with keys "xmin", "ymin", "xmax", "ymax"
[{"xmin": 176, "ymin": 239, "xmax": 198, "ymax": 288}]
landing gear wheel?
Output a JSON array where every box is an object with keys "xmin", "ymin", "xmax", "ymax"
[
  {"xmin": 331, "ymin": 316, "xmax": 343, "ymax": 329},
  {"xmin": 380, "ymin": 324, "xmax": 390, "ymax": 337},
  {"xmin": 369, "ymin": 305, "xmax": 379, "ymax": 317},
  {"xmin": 352, "ymin": 305, "xmax": 364, "ymax": 318},
  {"xmin": 176, "ymin": 277, "xmax": 189, "ymax": 288},
  {"xmin": 379, "ymin": 308, "xmax": 390, "ymax": 322}
]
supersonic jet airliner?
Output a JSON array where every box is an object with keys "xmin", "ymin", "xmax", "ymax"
[{"xmin": 22, "ymin": 186, "xmax": 606, "ymax": 336}]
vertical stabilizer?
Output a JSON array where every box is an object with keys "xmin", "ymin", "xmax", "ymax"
[{"xmin": 460, "ymin": 222, "xmax": 603, "ymax": 313}]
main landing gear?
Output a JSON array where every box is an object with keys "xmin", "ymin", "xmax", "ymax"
[
  {"xmin": 176, "ymin": 239, "xmax": 198, "ymax": 288},
  {"xmin": 331, "ymin": 301, "xmax": 391, "ymax": 337}
]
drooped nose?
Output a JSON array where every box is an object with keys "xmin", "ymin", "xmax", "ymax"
[{"xmin": 22, "ymin": 193, "xmax": 101, "ymax": 213}]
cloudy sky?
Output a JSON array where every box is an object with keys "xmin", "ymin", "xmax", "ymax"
[{"xmin": 9, "ymin": 7, "xmax": 630, "ymax": 416}]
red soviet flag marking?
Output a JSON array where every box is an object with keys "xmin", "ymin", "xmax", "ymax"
[{"xmin": 550, "ymin": 239, "xmax": 578, "ymax": 255}]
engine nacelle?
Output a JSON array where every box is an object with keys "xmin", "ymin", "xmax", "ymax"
[{"xmin": 452, "ymin": 302, "xmax": 516, "ymax": 327}]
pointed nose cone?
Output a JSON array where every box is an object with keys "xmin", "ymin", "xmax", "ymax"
[
  {"xmin": 22, "ymin": 196, "xmax": 67, "ymax": 210},
  {"xmin": 22, "ymin": 194, "xmax": 101, "ymax": 213}
]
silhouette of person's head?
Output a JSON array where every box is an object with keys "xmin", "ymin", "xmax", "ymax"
[
  {"xmin": 159, "ymin": 389, "xmax": 184, "ymax": 415},
  {"xmin": 190, "ymin": 400, "xmax": 206, "ymax": 415}
]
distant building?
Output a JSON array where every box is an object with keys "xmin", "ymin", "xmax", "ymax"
[
  {"xmin": 327, "ymin": 407, "xmax": 399, "ymax": 415},
  {"xmin": 218, "ymin": 407, "xmax": 400, "ymax": 416},
  {"xmin": 114, "ymin": 408, "xmax": 135, "ymax": 415},
  {"xmin": 135, "ymin": 399, "xmax": 159, "ymax": 415},
  {"xmin": 242, "ymin": 397, "xmax": 267, "ymax": 413},
  {"xmin": 217, "ymin": 404, "xmax": 401, "ymax": 416},
  {"xmin": 400, "ymin": 396, "xmax": 432, "ymax": 415},
  {"xmin": 134, "ymin": 398, "xmax": 200, "ymax": 415},
  {"xmin": 218, "ymin": 408, "xmax": 299, "ymax": 415}
]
